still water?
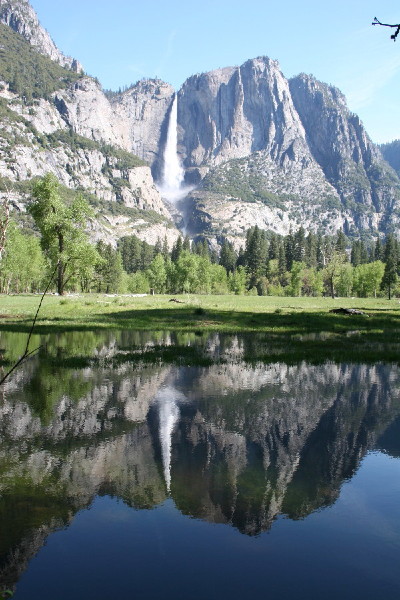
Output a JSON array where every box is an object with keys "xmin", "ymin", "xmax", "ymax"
[{"xmin": 0, "ymin": 330, "xmax": 399, "ymax": 599}]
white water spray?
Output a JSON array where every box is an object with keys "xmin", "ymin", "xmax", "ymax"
[{"xmin": 158, "ymin": 94, "xmax": 191, "ymax": 203}]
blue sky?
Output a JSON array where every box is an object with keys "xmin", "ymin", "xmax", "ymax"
[{"xmin": 29, "ymin": 0, "xmax": 400, "ymax": 144}]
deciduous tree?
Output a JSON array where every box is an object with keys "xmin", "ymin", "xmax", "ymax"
[{"xmin": 28, "ymin": 173, "xmax": 95, "ymax": 295}]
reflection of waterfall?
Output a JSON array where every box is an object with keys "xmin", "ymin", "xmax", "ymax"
[
  {"xmin": 156, "ymin": 386, "xmax": 182, "ymax": 492},
  {"xmin": 157, "ymin": 94, "xmax": 192, "ymax": 203}
]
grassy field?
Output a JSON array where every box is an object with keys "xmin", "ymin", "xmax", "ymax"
[
  {"xmin": 0, "ymin": 293, "xmax": 398, "ymax": 331},
  {"xmin": 0, "ymin": 293, "xmax": 399, "ymax": 364}
]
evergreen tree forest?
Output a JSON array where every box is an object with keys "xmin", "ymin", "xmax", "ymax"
[{"xmin": 0, "ymin": 177, "xmax": 399, "ymax": 298}]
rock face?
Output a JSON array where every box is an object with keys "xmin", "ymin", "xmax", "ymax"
[
  {"xmin": 0, "ymin": 0, "xmax": 180, "ymax": 247},
  {"xmin": 0, "ymin": 0, "xmax": 82, "ymax": 71},
  {"xmin": 1, "ymin": 0, "xmax": 400, "ymax": 247},
  {"xmin": 54, "ymin": 77, "xmax": 175, "ymax": 167},
  {"xmin": 289, "ymin": 74, "xmax": 400, "ymax": 229},
  {"xmin": 175, "ymin": 57, "xmax": 400, "ymax": 240},
  {"xmin": 178, "ymin": 57, "xmax": 312, "ymax": 168},
  {"xmin": 0, "ymin": 85, "xmax": 179, "ymax": 246},
  {"xmin": 111, "ymin": 79, "xmax": 175, "ymax": 172}
]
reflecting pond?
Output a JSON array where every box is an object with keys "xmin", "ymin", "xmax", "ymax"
[{"xmin": 0, "ymin": 330, "xmax": 399, "ymax": 599}]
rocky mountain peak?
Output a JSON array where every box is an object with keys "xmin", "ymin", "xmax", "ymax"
[
  {"xmin": 288, "ymin": 71, "xmax": 397, "ymax": 227},
  {"xmin": 178, "ymin": 54, "xmax": 311, "ymax": 171},
  {"xmin": 291, "ymin": 73, "xmax": 348, "ymax": 109},
  {"xmin": 121, "ymin": 78, "xmax": 174, "ymax": 99},
  {"xmin": 0, "ymin": 0, "xmax": 82, "ymax": 72},
  {"xmin": 1, "ymin": 0, "xmax": 400, "ymax": 245}
]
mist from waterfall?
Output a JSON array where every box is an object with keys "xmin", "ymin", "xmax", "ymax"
[{"xmin": 158, "ymin": 94, "xmax": 192, "ymax": 203}]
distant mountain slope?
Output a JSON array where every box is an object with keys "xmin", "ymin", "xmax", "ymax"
[{"xmin": 379, "ymin": 139, "xmax": 400, "ymax": 177}]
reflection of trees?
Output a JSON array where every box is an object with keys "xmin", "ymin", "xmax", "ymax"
[
  {"xmin": 0, "ymin": 472, "xmax": 73, "ymax": 591},
  {"xmin": 25, "ymin": 361, "xmax": 92, "ymax": 424},
  {"xmin": 0, "ymin": 333, "xmax": 400, "ymax": 587}
]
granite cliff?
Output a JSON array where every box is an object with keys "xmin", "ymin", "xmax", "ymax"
[
  {"xmin": 176, "ymin": 59, "xmax": 400, "ymax": 242},
  {"xmin": 0, "ymin": 0, "xmax": 179, "ymax": 246},
  {"xmin": 1, "ymin": 0, "xmax": 399, "ymax": 249}
]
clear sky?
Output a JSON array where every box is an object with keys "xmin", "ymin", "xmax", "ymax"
[{"xmin": 29, "ymin": 0, "xmax": 400, "ymax": 144}]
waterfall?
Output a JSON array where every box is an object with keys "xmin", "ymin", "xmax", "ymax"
[
  {"xmin": 158, "ymin": 94, "xmax": 188, "ymax": 202},
  {"xmin": 156, "ymin": 387, "xmax": 182, "ymax": 493}
]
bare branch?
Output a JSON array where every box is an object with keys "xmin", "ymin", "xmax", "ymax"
[
  {"xmin": 372, "ymin": 17, "xmax": 400, "ymax": 41},
  {"xmin": 0, "ymin": 346, "xmax": 42, "ymax": 385},
  {"xmin": 0, "ymin": 262, "xmax": 58, "ymax": 386}
]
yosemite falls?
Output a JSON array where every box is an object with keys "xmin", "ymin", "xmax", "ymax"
[{"xmin": 157, "ymin": 94, "xmax": 189, "ymax": 203}]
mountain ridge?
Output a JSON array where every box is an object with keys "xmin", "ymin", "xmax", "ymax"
[{"xmin": 0, "ymin": 0, "xmax": 399, "ymax": 248}]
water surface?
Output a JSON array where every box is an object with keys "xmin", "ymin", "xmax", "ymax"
[{"xmin": 0, "ymin": 330, "xmax": 399, "ymax": 599}]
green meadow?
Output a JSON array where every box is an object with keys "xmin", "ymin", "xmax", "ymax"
[{"xmin": 0, "ymin": 294, "xmax": 399, "ymax": 365}]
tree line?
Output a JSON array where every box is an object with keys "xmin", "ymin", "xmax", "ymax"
[{"xmin": 0, "ymin": 174, "xmax": 399, "ymax": 298}]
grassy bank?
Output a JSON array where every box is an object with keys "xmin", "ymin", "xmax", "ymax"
[
  {"xmin": 0, "ymin": 294, "xmax": 399, "ymax": 365},
  {"xmin": 0, "ymin": 293, "xmax": 398, "ymax": 332}
]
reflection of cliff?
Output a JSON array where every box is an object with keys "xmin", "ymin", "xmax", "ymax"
[
  {"xmin": 0, "ymin": 423, "xmax": 168, "ymax": 591},
  {"xmin": 171, "ymin": 363, "xmax": 400, "ymax": 535},
  {"xmin": 0, "ymin": 338, "xmax": 399, "ymax": 588},
  {"xmin": 0, "ymin": 341, "xmax": 173, "ymax": 591}
]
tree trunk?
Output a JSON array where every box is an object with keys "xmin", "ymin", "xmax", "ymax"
[{"xmin": 57, "ymin": 232, "xmax": 65, "ymax": 295}]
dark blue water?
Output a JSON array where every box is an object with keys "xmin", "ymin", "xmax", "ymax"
[
  {"xmin": 12, "ymin": 452, "xmax": 400, "ymax": 600},
  {"xmin": 0, "ymin": 331, "xmax": 399, "ymax": 599}
]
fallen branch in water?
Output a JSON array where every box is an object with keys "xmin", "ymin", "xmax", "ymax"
[{"xmin": 0, "ymin": 264, "xmax": 57, "ymax": 386}]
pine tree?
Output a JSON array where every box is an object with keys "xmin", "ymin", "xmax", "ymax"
[
  {"xmin": 268, "ymin": 233, "xmax": 279, "ymax": 260},
  {"xmin": 294, "ymin": 226, "xmax": 306, "ymax": 262},
  {"xmin": 360, "ymin": 240, "xmax": 369, "ymax": 264},
  {"xmin": 220, "ymin": 239, "xmax": 237, "ymax": 273},
  {"xmin": 316, "ymin": 233, "xmax": 325, "ymax": 269},
  {"xmin": 236, "ymin": 247, "xmax": 246, "ymax": 268},
  {"xmin": 285, "ymin": 229, "xmax": 295, "ymax": 271},
  {"xmin": 162, "ymin": 235, "xmax": 169, "ymax": 259},
  {"xmin": 171, "ymin": 236, "xmax": 183, "ymax": 262},
  {"xmin": 278, "ymin": 244, "xmax": 286, "ymax": 279},
  {"xmin": 194, "ymin": 239, "xmax": 210, "ymax": 259},
  {"xmin": 95, "ymin": 241, "xmax": 124, "ymax": 293},
  {"xmin": 374, "ymin": 237, "xmax": 383, "ymax": 261},
  {"xmin": 351, "ymin": 240, "xmax": 361, "ymax": 266},
  {"xmin": 118, "ymin": 235, "xmax": 142, "ymax": 273},
  {"xmin": 140, "ymin": 241, "xmax": 155, "ymax": 271},
  {"xmin": 245, "ymin": 226, "xmax": 268, "ymax": 288},
  {"xmin": 335, "ymin": 230, "xmax": 347, "ymax": 254},
  {"xmin": 306, "ymin": 232, "xmax": 318, "ymax": 268},
  {"xmin": 154, "ymin": 237, "xmax": 162, "ymax": 256}
]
